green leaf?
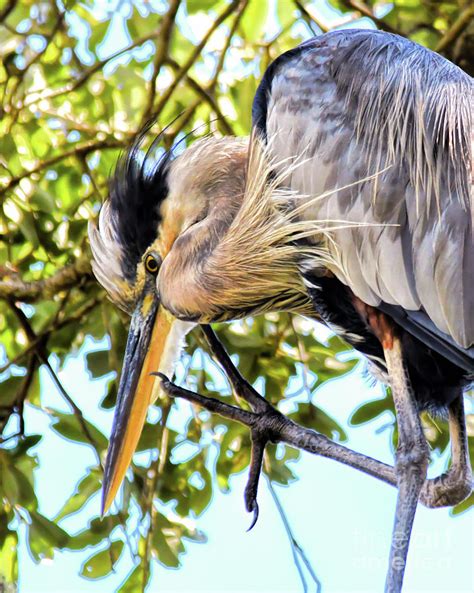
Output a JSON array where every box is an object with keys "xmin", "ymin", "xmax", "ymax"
[
  {"xmin": 136, "ymin": 421, "xmax": 160, "ymax": 452},
  {"xmin": 100, "ymin": 378, "xmax": 117, "ymax": 409},
  {"xmin": 19, "ymin": 211, "xmax": 40, "ymax": 248},
  {"xmin": 55, "ymin": 468, "xmax": 101, "ymax": 520},
  {"xmin": 265, "ymin": 443, "xmax": 298, "ymax": 486},
  {"xmin": 216, "ymin": 423, "xmax": 251, "ymax": 491},
  {"xmin": 290, "ymin": 402, "xmax": 347, "ymax": 441},
  {"xmin": 50, "ymin": 411, "xmax": 108, "ymax": 451},
  {"xmin": 8, "ymin": 466, "xmax": 36, "ymax": 509},
  {"xmin": 85, "ymin": 349, "xmax": 111, "ymax": 379},
  {"xmin": 0, "ymin": 375, "xmax": 24, "ymax": 407},
  {"xmin": 187, "ymin": 0, "xmax": 222, "ymax": 14},
  {"xmin": 127, "ymin": 7, "xmax": 163, "ymax": 38},
  {"xmin": 151, "ymin": 513, "xmax": 196, "ymax": 568},
  {"xmin": 11, "ymin": 435, "xmax": 42, "ymax": 458},
  {"xmin": 452, "ymin": 491, "xmax": 474, "ymax": 516},
  {"xmin": 189, "ymin": 465, "xmax": 213, "ymax": 515},
  {"xmin": 80, "ymin": 540, "xmax": 124, "ymax": 579},
  {"xmin": 27, "ymin": 370, "xmax": 42, "ymax": 406},
  {"xmin": 0, "ymin": 530, "xmax": 18, "ymax": 583},
  {"xmin": 240, "ymin": 0, "xmax": 269, "ymax": 40},
  {"xmin": 89, "ymin": 20, "xmax": 111, "ymax": 56},
  {"xmin": 65, "ymin": 516, "xmax": 121, "ymax": 551},
  {"xmin": 277, "ymin": 0, "xmax": 297, "ymax": 28},
  {"xmin": 30, "ymin": 511, "xmax": 69, "ymax": 547},
  {"xmin": 350, "ymin": 395, "xmax": 393, "ymax": 426},
  {"xmin": 31, "ymin": 187, "xmax": 57, "ymax": 213},
  {"xmin": 0, "ymin": 461, "xmax": 20, "ymax": 503},
  {"xmin": 117, "ymin": 563, "xmax": 151, "ymax": 593},
  {"xmin": 28, "ymin": 510, "xmax": 70, "ymax": 562}
]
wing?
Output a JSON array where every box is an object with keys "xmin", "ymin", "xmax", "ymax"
[{"xmin": 253, "ymin": 30, "xmax": 474, "ymax": 361}]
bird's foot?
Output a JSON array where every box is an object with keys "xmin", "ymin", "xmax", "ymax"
[{"xmin": 154, "ymin": 371, "xmax": 286, "ymax": 529}]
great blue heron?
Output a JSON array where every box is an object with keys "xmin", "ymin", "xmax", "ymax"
[{"xmin": 88, "ymin": 29, "xmax": 473, "ymax": 593}]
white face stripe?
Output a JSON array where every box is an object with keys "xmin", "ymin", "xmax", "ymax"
[{"xmin": 88, "ymin": 208, "xmax": 135, "ymax": 313}]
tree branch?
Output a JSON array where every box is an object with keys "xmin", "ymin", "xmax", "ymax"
[
  {"xmin": 23, "ymin": 31, "xmax": 162, "ymax": 108},
  {"xmin": 338, "ymin": 0, "xmax": 399, "ymax": 35},
  {"xmin": 0, "ymin": 0, "xmax": 16, "ymax": 23},
  {"xmin": 0, "ymin": 139, "xmax": 124, "ymax": 197},
  {"xmin": 0, "ymin": 298, "xmax": 99, "ymax": 375},
  {"xmin": 436, "ymin": 5, "xmax": 474, "ymax": 52},
  {"xmin": 154, "ymin": 326, "xmax": 397, "ymax": 528},
  {"xmin": 141, "ymin": 0, "xmax": 182, "ymax": 125},
  {"xmin": 164, "ymin": 57, "xmax": 235, "ymax": 135},
  {"xmin": 265, "ymin": 475, "xmax": 322, "ymax": 593},
  {"xmin": 0, "ymin": 255, "xmax": 91, "ymax": 302},
  {"xmin": 294, "ymin": 1, "xmax": 329, "ymax": 34},
  {"xmin": 151, "ymin": 0, "xmax": 241, "ymax": 120},
  {"xmin": 209, "ymin": 0, "xmax": 249, "ymax": 93}
]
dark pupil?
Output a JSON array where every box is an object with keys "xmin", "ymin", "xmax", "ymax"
[{"xmin": 147, "ymin": 257, "xmax": 158, "ymax": 272}]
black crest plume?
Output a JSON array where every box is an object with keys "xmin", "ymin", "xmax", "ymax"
[{"xmin": 109, "ymin": 121, "xmax": 173, "ymax": 281}]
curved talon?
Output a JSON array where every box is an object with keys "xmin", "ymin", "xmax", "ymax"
[
  {"xmin": 246, "ymin": 501, "xmax": 259, "ymax": 532},
  {"xmin": 151, "ymin": 371, "xmax": 173, "ymax": 392},
  {"xmin": 151, "ymin": 371, "xmax": 169, "ymax": 382}
]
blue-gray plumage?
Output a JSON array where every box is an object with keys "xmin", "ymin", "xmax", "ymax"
[{"xmin": 254, "ymin": 29, "xmax": 473, "ymax": 356}]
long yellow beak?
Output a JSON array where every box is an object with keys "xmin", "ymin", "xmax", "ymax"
[{"xmin": 102, "ymin": 302, "xmax": 189, "ymax": 514}]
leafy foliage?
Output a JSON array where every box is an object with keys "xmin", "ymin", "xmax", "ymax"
[{"xmin": 0, "ymin": 0, "xmax": 472, "ymax": 591}]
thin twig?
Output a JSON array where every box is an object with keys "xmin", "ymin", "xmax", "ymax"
[
  {"xmin": 44, "ymin": 358, "xmax": 102, "ymax": 462},
  {"xmin": 0, "ymin": 355, "xmax": 36, "ymax": 440},
  {"xmin": 0, "ymin": 139, "xmax": 124, "ymax": 197},
  {"xmin": 436, "ymin": 5, "xmax": 474, "ymax": 52},
  {"xmin": 164, "ymin": 57, "xmax": 234, "ymax": 135},
  {"xmin": 294, "ymin": 1, "xmax": 328, "ymax": 34},
  {"xmin": 141, "ymin": 0, "xmax": 182, "ymax": 125},
  {"xmin": 209, "ymin": 0, "xmax": 249, "ymax": 93},
  {"xmin": 23, "ymin": 32, "xmax": 162, "ymax": 108},
  {"xmin": 15, "ymin": 354, "xmax": 37, "ymax": 436},
  {"xmin": 7, "ymin": 300, "xmax": 102, "ymax": 461},
  {"xmin": 265, "ymin": 474, "xmax": 322, "ymax": 593},
  {"xmin": 0, "ymin": 255, "xmax": 91, "ymax": 301},
  {"xmin": 0, "ymin": 0, "xmax": 16, "ymax": 23},
  {"xmin": 338, "ymin": 0, "xmax": 399, "ymax": 35},
  {"xmin": 290, "ymin": 318, "xmax": 313, "ymax": 401},
  {"xmin": 150, "ymin": 0, "xmax": 241, "ymax": 120}
]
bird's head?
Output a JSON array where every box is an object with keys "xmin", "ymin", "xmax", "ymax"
[{"xmin": 89, "ymin": 125, "xmax": 316, "ymax": 512}]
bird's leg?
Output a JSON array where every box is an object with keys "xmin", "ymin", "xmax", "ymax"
[
  {"xmin": 382, "ymin": 330, "xmax": 429, "ymax": 593},
  {"xmin": 200, "ymin": 325, "xmax": 269, "ymax": 414},
  {"xmin": 420, "ymin": 394, "xmax": 472, "ymax": 507},
  {"xmin": 203, "ymin": 324, "xmax": 287, "ymax": 527}
]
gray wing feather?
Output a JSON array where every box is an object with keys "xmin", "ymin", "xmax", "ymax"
[{"xmin": 261, "ymin": 29, "xmax": 473, "ymax": 348}]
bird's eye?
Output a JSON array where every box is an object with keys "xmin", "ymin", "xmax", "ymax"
[{"xmin": 145, "ymin": 254, "xmax": 159, "ymax": 275}]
